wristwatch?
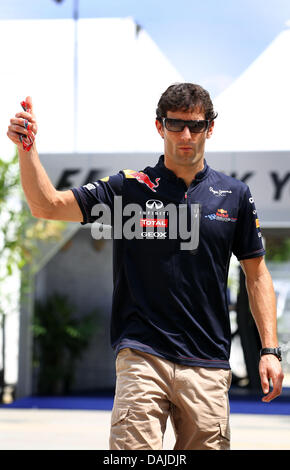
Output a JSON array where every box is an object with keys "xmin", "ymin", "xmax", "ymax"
[{"xmin": 260, "ymin": 347, "xmax": 282, "ymax": 361}]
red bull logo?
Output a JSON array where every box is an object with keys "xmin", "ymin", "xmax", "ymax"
[
  {"xmin": 216, "ymin": 208, "xmax": 228, "ymax": 218},
  {"xmin": 123, "ymin": 169, "xmax": 160, "ymax": 192}
]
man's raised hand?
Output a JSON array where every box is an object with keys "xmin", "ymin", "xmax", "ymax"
[{"xmin": 7, "ymin": 96, "xmax": 38, "ymax": 151}]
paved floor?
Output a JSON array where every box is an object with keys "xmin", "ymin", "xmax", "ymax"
[{"xmin": 0, "ymin": 408, "xmax": 289, "ymax": 450}]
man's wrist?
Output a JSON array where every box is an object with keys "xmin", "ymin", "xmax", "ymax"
[
  {"xmin": 260, "ymin": 347, "xmax": 282, "ymax": 361},
  {"xmin": 18, "ymin": 143, "xmax": 36, "ymax": 157}
]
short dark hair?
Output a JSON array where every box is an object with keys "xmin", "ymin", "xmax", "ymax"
[{"xmin": 156, "ymin": 82, "xmax": 217, "ymax": 122}]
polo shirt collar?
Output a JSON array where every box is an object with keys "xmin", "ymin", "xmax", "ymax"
[{"xmin": 155, "ymin": 154, "xmax": 210, "ymax": 183}]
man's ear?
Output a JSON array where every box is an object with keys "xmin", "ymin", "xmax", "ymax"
[
  {"xmin": 155, "ymin": 119, "xmax": 164, "ymax": 139},
  {"xmin": 206, "ymin": 120, "xmax": 214, "ymax": 139}
]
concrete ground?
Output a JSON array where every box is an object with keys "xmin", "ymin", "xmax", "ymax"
[{"xmin": 0, "ymin": 408, "xmax": 289, "ymax": 450}]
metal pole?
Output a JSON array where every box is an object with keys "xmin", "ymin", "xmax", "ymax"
[{"xmin": 73, "ymin": 0, "xmax": 79, "ymax": 152}]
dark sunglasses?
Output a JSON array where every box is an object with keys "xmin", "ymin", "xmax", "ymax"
[{"xmin": 162, "ymin": 117, "xmax": 212, "ymax": 133}]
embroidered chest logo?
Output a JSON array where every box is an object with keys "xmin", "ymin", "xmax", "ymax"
[
  {"xmin": 209, "ymin": 186, "xmax": 232, "ymax": 197},
  {"xmin": 205, "ymin": 208, "xmax": 237, "ymax": 223}
]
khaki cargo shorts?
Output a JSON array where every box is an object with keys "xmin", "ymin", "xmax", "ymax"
[{"xmin": 109, "ymin": 348, "xmax": 232, "ymax": 450}]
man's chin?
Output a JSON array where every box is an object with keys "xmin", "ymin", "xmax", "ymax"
[{"xmin": 176, "ymin": 153, "xmax": 198, "ymax": 164}]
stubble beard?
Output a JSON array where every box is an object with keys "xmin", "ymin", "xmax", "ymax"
[{"xmin": 174, "ymin": 147, "xmax": 204, "ymax": 168}]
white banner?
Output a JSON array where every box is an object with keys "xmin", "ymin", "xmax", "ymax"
[{"xmin": 40, "ymin": 150, "xmax": 290, "ymax": 228}]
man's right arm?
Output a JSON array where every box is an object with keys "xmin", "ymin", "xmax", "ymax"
[
  {"xmin": 17, "ymin": 144, "xmax": 83, "ymax": 222},
  {"xmin": 7, "ymin": 97, "xmax": 83, "ymax": 222}
]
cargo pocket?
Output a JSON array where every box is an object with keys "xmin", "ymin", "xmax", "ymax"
[
  {"xmin": 109, "ymin": 407, "xmax": 130, "ymax": 450},
  {"xmin": 218, "ymin": 421, "xmax": 231, "ymax": 450},
  {"xmin": 111, "ymin": 407, "xmax": 130, "ymax": 426},
  {"xmin": 110, "ymin": 405, "xmax": 163, "ymax": 450}
]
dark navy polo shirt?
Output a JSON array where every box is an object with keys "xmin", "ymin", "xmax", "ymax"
[{"xmin": 72, "ymin": 155, "xmax": 265, "ymax": 369}]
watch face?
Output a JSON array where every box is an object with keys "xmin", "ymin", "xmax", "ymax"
[{"xmin": 273, "ymin": 348, "xmax": 282, "ymax": 361}]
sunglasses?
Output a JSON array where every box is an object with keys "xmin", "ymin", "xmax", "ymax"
[{"xmin": 162, "ymin": 117, "xmax": 211, "ymax": 133}]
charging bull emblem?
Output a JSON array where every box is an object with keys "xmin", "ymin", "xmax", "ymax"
[{"xmin": 123, "ymin": 169, "xmax": 160, "ymax": 192}]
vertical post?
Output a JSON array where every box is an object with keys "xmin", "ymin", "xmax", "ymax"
[
  {"xmin": 73, "ymin": 0, "xmax": 79, "ymax": 152},
  {"xmin": 16, "ymin": 266, "xmax": 34, "ymax": 399}
]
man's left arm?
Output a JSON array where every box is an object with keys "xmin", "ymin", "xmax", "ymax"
[{"xmin": 240, "ymin": 256, "xmax": 284, "ymax": 402}]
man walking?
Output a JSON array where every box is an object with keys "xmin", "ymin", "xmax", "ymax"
[{"xmin": 7, "ymin": 83, "xmax": 283, "ymax": 450}]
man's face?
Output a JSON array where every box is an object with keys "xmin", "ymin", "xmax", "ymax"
[{"xmin": 155, "ymin": 108, "xmax": 214, "ymax": 169}]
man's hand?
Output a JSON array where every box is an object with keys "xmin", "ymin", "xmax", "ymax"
[
  {"xmin": 259, "ymin": 354, "xmax": 284, "ymax": 402},
  {"xmin": 7, "ymin": 96, "xmax": 38, "ymax": 151}
]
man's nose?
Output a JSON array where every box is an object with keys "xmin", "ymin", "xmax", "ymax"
[{"xmin": 180, "ymin": 126, "xmax": 192, "ymax": 139}]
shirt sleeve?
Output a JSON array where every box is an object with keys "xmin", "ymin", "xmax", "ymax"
[
  {"xmin": 232, "ymin": 185, "xmax": 266, "ymax": 261},
  {"xmin": 71, "ymin": 171, "xmax": 124, "ymax": 225}
]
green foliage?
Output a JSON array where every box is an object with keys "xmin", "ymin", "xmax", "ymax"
[
  {"xmin": 265, "ymin": 237, "xmax": 290, "ymax": 262},
  {"xmin": 0, "ymin": 150, "xmax": 66, "ymax": 321},
  {"xmin": 0, "ymin": 152, "xmax": 24, "ymax": 282},
  {"xmin": 32, "ymin": 293, "xmax": 98, "ymax": 395},
  {"xmin": 0, "ymin": 149, "xmax": 66, "ymax": 398}
]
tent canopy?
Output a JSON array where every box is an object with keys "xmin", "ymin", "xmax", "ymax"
[
  {"xmin": 0, "ymin": 17, "xmax": 183, "ymax": 157},
  {"xmin": 207, "ymin": 23, "xmax": 290, "ymax": 152}
]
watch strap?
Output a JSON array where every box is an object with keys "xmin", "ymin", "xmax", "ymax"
[{"xmin": 260, "ymin": 347, "xmax": 282, "ymax": 361}]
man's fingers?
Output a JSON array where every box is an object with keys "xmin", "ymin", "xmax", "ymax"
[
  {"xmin": 8, "ymin": 120, "xmax": 30, "ymax": 136},
  {"xmin": 262, "ymin": 390, "xmax": 275, "ymax": 403},
  {"xmin": 15, "ymin": 111, "xmax": 35, "ymax": 121},
  {"xmin": 262, "ymin": 382, "xmax": 281, "ymax": 402},
  {"xmin": 11, "ymin": 114, "xmax": 37, "ymax": 136},
  {"xmin": 10, "ymin": 117, "xmax": 36, "ymax": 133},
  {"xmin": 270, "ymin": 373, "xmax": 284, "ymax": 399},
  {"xmin": 259, "ymin": 363, "xmax": 270, "ymax": 394},
  {"xmin": 261, "ymin": 377, "xmax": 269, "ymax": 395},
  {"xmin": 9, "ymin": 124, "xmax": 30, "ymax": 136},
  {"xmin": 7, "ymin": 129, "xmax": 25, "ymax": 146},
  {"xmin": 260, "ymin": 372, "xmax": 284, "ymax": 403},
  {"xmin": 7, "ymin": 127, "xmax": 35, "ymax": 138},
  {"xmin": 25, "ymin": 96, "xmax": 33, "ymax": 113}
]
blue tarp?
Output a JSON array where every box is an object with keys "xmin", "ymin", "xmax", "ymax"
[{"xmin": 1, "ymin": 391, "xmax": 290, "ymax": 415}]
